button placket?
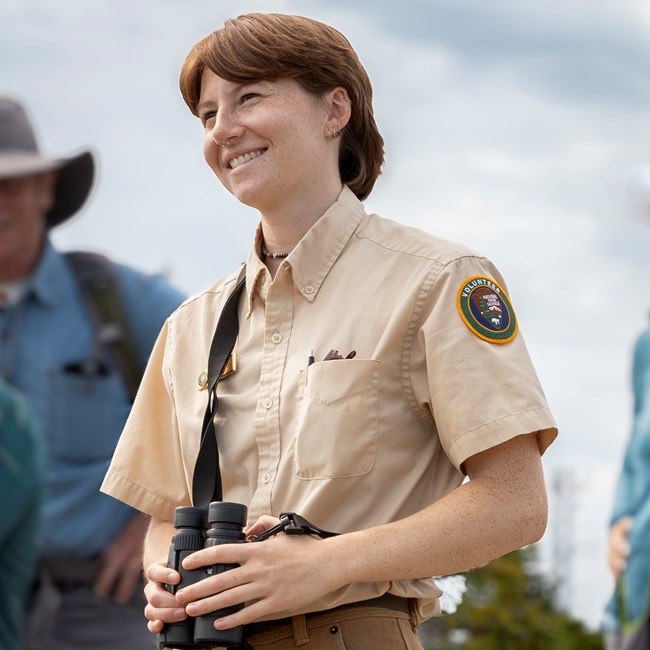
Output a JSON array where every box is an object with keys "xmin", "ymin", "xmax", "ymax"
[{"xmin": 249, "ymin": 274, "xmax": 293, "ymax": 515}]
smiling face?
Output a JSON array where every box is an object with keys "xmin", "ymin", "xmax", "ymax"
[{"xmin": 198, "ymin": 70, "xmax": 343, "ymax": 218}]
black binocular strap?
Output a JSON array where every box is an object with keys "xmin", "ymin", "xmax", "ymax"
[{"xmin": 192, "ymin": 265, "xmax": 247, "ymax": 510}]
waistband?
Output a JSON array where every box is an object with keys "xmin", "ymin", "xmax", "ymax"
[
  {"xmin": 244, "ymin": 593, "xmax": 413, "ymax": 638},
  {"xmin": 40, "ymin": 556, "xmax": 102, "ymax": 590}
]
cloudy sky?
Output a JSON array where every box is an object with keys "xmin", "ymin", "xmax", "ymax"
[{"xmin": 3, "ymin": 0, "xmax": 650, "ymax": 630}]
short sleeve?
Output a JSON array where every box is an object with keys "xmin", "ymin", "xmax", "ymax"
[
  {"xmin": 417, "ymin": 254, "xmax": 557, "ymax": 470},
  {"xmin": 101, "ymin": 318, "xmax": 192, "ymax": 521}
]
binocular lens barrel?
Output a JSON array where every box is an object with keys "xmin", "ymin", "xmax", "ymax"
[{"xmin": 157, "ymin": 502, "xmax": 248, "ymax": 649}]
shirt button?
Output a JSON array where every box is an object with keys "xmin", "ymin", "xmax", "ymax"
[
  {"xmin": 305, "ymin": 285, "xmax": 315, "ymax": 295},
  {"xmin": 262, "ymin": 398, "xmax": 273, "ymax": 409},
  {"xmin": 262, "ymin": 472, "xmax": 271, "ymax": 484},
  {"xmin": 271, "ymin": 333, "xmax": 282, "ymax": 344}
]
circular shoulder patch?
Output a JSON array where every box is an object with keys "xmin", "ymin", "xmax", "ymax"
[{"xmin": 456, "ymin": 275, "xmax": 518, "ymax": 344}]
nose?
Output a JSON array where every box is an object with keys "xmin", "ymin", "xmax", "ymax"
[
  {"xmin": 215, "ymin": 137, "xmax": 233, "ymax": 149},
  {"xmin": 207, "ymin": 108, "xmax": 242, "ymax": 150}
]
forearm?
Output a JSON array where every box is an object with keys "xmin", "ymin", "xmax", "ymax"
[
  {"xmin": 144, "ymin": 516, "xmax": 176, "ymax": 570},
  {"xmin": 327, "ymin": 433, "xmax": 547, "ymax": 586}
]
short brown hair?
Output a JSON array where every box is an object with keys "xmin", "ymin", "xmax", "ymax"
[{"xmin": 179, "ymin": 13, "xmax": 384, "ymax": 201}]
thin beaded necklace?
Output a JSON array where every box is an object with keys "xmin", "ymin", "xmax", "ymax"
[{"xmin": 261, "ymin": 245, "xmax": 291, "ymax": 260}]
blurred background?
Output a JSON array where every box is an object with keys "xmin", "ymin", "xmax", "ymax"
[{"xmin": 3, "ymin": 0, "xmax": 650, "ymax": 635}]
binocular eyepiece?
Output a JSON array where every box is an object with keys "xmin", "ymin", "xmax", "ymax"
[{"xmin": 157, "ymin": 501, "xmax": 248, "ymax": 649}]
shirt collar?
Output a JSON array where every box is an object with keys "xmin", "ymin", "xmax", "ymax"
[
  {"xmin": 0, "ymin": 278, "xmax": 29, "ymax": 308},
  {"xmin": 244, "ymin": 186, "xmax": 366, "ymax": 316}
]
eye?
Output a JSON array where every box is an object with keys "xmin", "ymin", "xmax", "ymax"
[
  {"xmin": 239, "ymin": 92, "xmax": 260, "ymax": 104},
  {"xmin": 200, "ymin": 111, "xmax": 216, "ymax": 128}
]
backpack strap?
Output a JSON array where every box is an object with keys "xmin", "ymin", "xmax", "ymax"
[{"xmin": 65, "ymin": 251, "xmax": 142, "ymax": 402}]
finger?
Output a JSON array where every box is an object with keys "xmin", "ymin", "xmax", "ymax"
[
  {"xmin": 612, "ymin": 538, "xmax": 630, "ymax": 559},
  {"xmin": 245, "ymin": 515, "xmax": 280, "ymax": 538},
  {"xmin": 147, "ymin": 562, "xmax": 180, "ymax": 586},
  {"xmin": 93, "ymin": 562, "xmax": 120, "ymax": 599},
  {"xmin": 145, "ymin": 581, "xmax": 182, "ymax": 609},
  {"xmin": 147, "ymin": 619, "xmax": 165, "ymax": 634},
  {"xmin": 183, "ymin": 543, "xmax": 251, "ymax": 570},
  {"xmin": 176, "ymin": 562, "xmax": 253, "ymax": 604},
  {"xmin": 144, "ymin": 600, "xmax": 188, "ymax": 625},
  {"xmin": 185, "ymin": 582, "xmax": 257, "ymax": 620},
  {"xmin": 212, "ymin": 593, "xmax": 274, "ymax": 630},
  {"xmin": 112, "ymin": 565, "xmax": 143, "ymax": 604},
  {"xmin": 611, "ymin": 558, "xmax": 627, "ymax": 579}
]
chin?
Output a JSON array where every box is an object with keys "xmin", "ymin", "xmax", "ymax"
[{"xmin": 231, "ymin": 186, "xmax": 275, "ymax": 212}]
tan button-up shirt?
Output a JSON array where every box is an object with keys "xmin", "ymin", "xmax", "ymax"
[{"xmin": 102, "ymin": 186, "xmax": 557, "ymax": 622}]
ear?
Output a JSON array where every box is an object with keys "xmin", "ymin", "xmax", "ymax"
[{"xmin": 324, "ymin": 86, "xmax": 352, "ymax": 134}]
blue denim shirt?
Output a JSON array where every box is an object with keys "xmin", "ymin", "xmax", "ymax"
[
  {"xmin": 0, "ymin": 380, "xmax": 44, "ymax": 650},
  {"xmin": 0, "ymin": 239, "xmax": 184, "ymax": 558},
  {"xmin": 605, "ymin": 324, "xmax": 650, "ymax": 631}
]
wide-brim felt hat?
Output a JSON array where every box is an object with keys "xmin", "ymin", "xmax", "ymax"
[{"xmin": 0, "ymin": 94, "xmax": 96, "ymax": 228}]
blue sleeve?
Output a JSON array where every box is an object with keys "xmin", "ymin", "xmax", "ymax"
[
  {"xmin": 610, "ymin": 327, "xmax": 650, "ymax": 525},
  {"xmin": 114, "ymin": 265, "xmax": 186, "ymax": 368}
]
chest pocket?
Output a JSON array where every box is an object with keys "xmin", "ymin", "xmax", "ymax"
[
  {"xmin": 294, "ymin": 359, "xmax": 380, "ymax": 479},
  {"xmin": 47, "ymin": 366, "xmax": 130, "ymax": 464}
]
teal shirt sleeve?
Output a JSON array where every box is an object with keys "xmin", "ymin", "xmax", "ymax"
[{"xmin": 0, "ymin": 382, "xmax": 44, "ymax": 650}]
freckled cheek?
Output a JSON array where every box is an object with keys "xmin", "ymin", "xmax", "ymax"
[
  {"xmin": 203, "ymin": 138, "xmax": 219, "ymax": 169},
  {"xmin": 202, "ymin": 142, "xmax": 231, "ymax": 190}
]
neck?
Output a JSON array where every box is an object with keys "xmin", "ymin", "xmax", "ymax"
[
  {"xmin": 0, "ymin": 240, "xmax": 43, "ymax": 282},
  {"xmin": 259, "ymin": 183, "xmax": 343, "ymax": 257}
]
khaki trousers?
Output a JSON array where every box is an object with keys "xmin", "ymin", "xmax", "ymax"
[{"xmin": 240, "ymin": 604, "xmax": 423, "ymax": 649}]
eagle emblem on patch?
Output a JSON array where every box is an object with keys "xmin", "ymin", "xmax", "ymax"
[{"xmin": 457, "ymin": 275, "xmax": 518, "ymax": 344}]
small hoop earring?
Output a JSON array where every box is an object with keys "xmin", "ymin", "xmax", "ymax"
[{"xmin": 328, "ymin": 125, "xmax": 342, "ymax": 140}]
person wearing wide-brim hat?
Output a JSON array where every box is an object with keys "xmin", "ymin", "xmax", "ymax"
[
  {"xmin": 0, "ymin": 95, "xmax": 95, "ymax": 229},
  {"xmin": 0, "ymin": 94, "xmax": 185, "ymax": 650},
  {"xmin": 0, "ymin": 95, "xmax": 95, "ymax": 286}
]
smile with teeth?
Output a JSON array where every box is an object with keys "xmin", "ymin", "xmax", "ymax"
[{"xmin": 229, "ymin": 149, "xmax": 265, "ymax": 169}]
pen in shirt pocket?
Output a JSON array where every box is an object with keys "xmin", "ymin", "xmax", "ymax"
[
  {"xmin": 306, "ymin": 348, "xmax": 357, "ymax": 372},
  {"xmin": 305, "ymin": 349, "xmax": 315, "ymax": 385},
  {"xmin": 323, "ymin": 349, "xmax": 356, "ymax": 361},
  {"xmin": 306, "ymin": 348, "xmax": 356, "ymax": 383}
]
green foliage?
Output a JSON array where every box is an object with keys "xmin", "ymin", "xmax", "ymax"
[{"xmin": 419, "ymin": 546, "xmax": 603, "ymax": 650}]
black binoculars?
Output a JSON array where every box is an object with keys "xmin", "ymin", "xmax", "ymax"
[{"xmin": 157, "ymin": 501, "xmax": 248, "ymax": 649}]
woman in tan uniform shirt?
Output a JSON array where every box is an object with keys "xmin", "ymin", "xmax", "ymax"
[{"xmin": 102, "ymin": 13, "xmax": 557, "ymax": 649}]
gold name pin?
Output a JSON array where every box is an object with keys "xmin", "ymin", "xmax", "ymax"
[
  {"xmin": 222, "ymin": 352, "xmax": 237, "ymax": 379},
  {"xmin": 197, "ymin": 353, "xmax": 237, "ymax": 391}
]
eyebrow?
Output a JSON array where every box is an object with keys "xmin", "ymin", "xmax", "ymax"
[
  {"xmin": 196, "ymin": 99, "xmax": 217, "ymax": 114},
  {"xmin": 197, "ymin": 81, "xmax": 265, "ymax": 113},
  {"xmin": 196, "ymin": 79, "xmax": 270, "ymax": 113}
]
